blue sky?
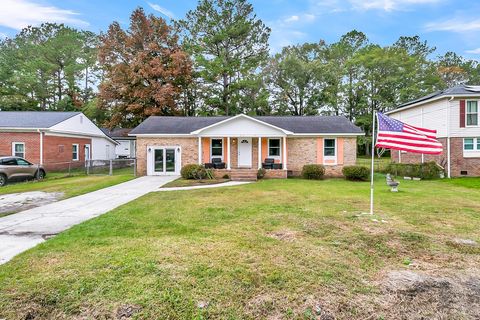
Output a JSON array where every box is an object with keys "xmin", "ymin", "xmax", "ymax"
[{"xmin": 0, "ymin": 0, "xmax": 479, "ymax": 59}]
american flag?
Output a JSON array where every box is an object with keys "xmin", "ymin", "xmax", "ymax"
[{"xmin": 375, "ymin": 112, "xmax": 443, "ymax": 154}]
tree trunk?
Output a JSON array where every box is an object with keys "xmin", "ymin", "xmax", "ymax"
[{"xmin": 222, "ymin": 73, "xmax": 229, "ymax": 115}]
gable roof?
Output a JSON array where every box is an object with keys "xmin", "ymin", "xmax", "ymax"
[
  {"xmin": 0, "ymin": 111, "xmax": 80, "ymax": 128},
  {"xmin": 130, "ymin": 115, "xmax": 363, "ymax": 135},
  {"xmin": 101, "ymin": 128, "xmax": 133, "ymax": 138},
  {"xmin": 388, "ymin": 85, "xmax": 480, "ymax": 114}
]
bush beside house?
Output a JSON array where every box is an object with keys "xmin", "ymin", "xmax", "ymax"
[
  {"xmin": 342, "ymin": 165, "xmax": 370, "ymax": 181},
  {"xmin": 301, "ymin": 164, "xmax": 325, "ymax": 180}
]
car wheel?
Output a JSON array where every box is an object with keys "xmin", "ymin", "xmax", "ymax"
[
  {"xmin": 0, "ymin": 174, "xmax": 7, "ymax": 187},
  {"xmin": 36, "ymin": 170, "xmax": 45, "ymax": 180}
]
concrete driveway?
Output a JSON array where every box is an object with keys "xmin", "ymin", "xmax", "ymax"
[{"xmin": 0, "ymin": 175, "xmax": 178, "ymax": 264}]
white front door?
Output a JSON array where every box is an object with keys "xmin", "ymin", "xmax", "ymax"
[
  {"xmin": 147, "ymin": 146, "xmax": 181, "ymax": 175},
  {"xmin": 237, "ymin": 138, "xmax": 252, "ymax": 168}
]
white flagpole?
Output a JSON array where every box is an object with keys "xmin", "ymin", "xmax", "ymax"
[{"xmin": 369, "ymin": 110, "xmax": 376, "ymax": 215}]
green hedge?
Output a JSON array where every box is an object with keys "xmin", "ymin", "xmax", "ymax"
[
  {"xmin": 386, "ymin": 161, "xmax": 443, "ymax": 180},
  {"xmin": 342, "ymin": 165, "xmax": 370, "ymax": 181},
  {"xmin": 302, "ymin": 164, "xmax": 325, "ymax": 180}
]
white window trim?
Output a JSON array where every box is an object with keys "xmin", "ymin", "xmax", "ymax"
[
  {"xmin": 210, "ymin": 138, "xmax": 224, "ymax": 161},
  {"xmin": 12, "ymin": 142, "xmax": 25, "ymax": 158},
  {"xmin": 465, "ymin": 100, "xmax": 479, "ymax": 127},
  {"xmin": 323, "ymin": 138, "xmax": 337, "ymax": 165},
  {"xmin": 267, "ymin": 138, "xmax": 282, "ymax": 160},
  {"xmin": 72, "ymin": 144, "xmax": 79, "ymax": 161}
]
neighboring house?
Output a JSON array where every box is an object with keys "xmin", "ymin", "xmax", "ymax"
[
  {"xmin": 129, "ymin": 114, "xmax": 363, "ymax": 179},
  {"xmin": 101, "ymin": 128, "xmax": 136, "ymax": 159},
  {"xmin": 0, "ymin": 112, "xmax": 117, "ymax": 170},
  {"xmin": 386, "ymin": 85, "xmax": 480, "ymax": 177}
]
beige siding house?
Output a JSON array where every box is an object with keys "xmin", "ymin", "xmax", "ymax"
[
  {"xmin": 386, "ymin": 85, "xmax": 480, "ymax": 177},
  {"xmin": 130, "ymin": 114, "xmax": 363, "ymax": 179}
]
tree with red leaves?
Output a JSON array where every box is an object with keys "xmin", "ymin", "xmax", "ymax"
[{"xmin": 98, "ymin": 8, "xmax": 192, "ymax": 128}]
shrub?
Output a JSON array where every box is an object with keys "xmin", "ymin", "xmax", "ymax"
[
  {"xmin": 342, "ymin": 165, "xmax": 370, "ymax": 181},
  {"xmin": 257, "ymin": 168, "xmax": 266, "ymax": 179},
  {"xmin": 181, "ymin": 164, "xmax": 205, "ymax": 180},
  {"xmin": 222, "ymin": 174, "xmax": 230, "ymax": 179},
  {"xmin": 301, "ymin": 164, "xmax": 325, "ymax": 180},
  {"xmin": 385, "ymin": 161, "xmax": 443, "ymax": 180}
]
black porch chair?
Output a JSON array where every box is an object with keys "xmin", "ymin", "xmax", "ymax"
[
  {"xmin": 262, "ymin": 158, "xmax": 275, "ymax": 169},
  {"xmin": 212, "ymin": 157, "xmax": 226, "ymax": 169}
]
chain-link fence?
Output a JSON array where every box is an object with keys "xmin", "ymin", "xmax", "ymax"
[{"xmin": 42, "ymin": 159, "xmax": 136, "ymax": 178}]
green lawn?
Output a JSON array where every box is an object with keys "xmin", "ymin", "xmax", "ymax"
[
  {"xmin": 0, "ymin": 176, "xmax": 479, "ymax": 319},
  {"xmin": 0, "ymin": 168, "xmax": 135, "ymax": 199},
  {"xmin": 161, "ymin": 178, "xmax": 230, "ymax": 188}
]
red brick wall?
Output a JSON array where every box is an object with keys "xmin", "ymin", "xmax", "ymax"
[
  {"xmin": 0, "ymin": 132, "xmax": 41, "ymax": 163},
  {"xmin": 0, "ymin": 132, "xmax": 91, "ymax": 171},
  {"xmin": 390, "ymin": 137, "xmax": 480, "ymax": 177},
  {"xmin": 43, "ymin": 135, "xmax": 91, "ymax": 171}
]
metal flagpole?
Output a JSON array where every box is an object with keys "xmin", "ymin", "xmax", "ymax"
[{"xmin": 369, "ymin": 110, "xmax": 376, "ymax": 215}]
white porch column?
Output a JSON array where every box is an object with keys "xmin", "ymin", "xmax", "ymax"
[
  {"xmin": 227, "ymin": 137, "xmax": 231, "ymax": 170},
  {"xmin": 258, "ymin": 137, "xmax": 262, "ymax": 169},
  {"xmin": 283, "ymin": 136, "xmax": 287, "ymax": 170},
  {"xmin": 198, "ymin": 137, "xmax": 202, "ymax": 165}
]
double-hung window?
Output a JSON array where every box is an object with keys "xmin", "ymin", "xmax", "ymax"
[
  {"xmin": 12, "ymin": 142, "xmax": 25, "ymax": 158},
  {"xmin": 464, "ymin": 137, "xmax": 480, "ymax": 151},
  {"xmin": 268, "ymin": 138, "xmax": 281, "ymax": 158},
  {"xmin": 72, "ymin": 144, "xmax": 79, "ymax": 161},
  {"xmin": 466, "ymin": 101, "xmax": 478, "ymax": 126},
  {"xmin": 324, "ymin": 139, "xmax": 336, "ymax": 157},
  {"xmin": 211, "ymin": 139, "xmax": 223, "ymax": 160}
]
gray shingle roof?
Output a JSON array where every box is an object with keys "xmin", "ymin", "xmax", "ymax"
[
  {"xmin": 393, "ymin": 85, "xmax": 480, "ymax": 110},
  {"xmin": 101, "ymin": 128, "xmax": 133, "ymax": 138},
  {"xmin": 0, "ymin": 111, "xmax": 80, "ymax": 128},
  {"xmin": 130, "ymin": 115, "xmax": 363, "ymax": 135}
]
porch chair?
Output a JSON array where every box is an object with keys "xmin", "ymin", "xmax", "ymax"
[
  {"xmin": 262, "ymin": 158, "xmax": 275, "ymax": 169},
  {"xmin": 212, "ymin": 157, "xmax": 226, "ymax": 169}
]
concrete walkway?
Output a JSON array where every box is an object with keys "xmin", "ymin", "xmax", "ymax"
[
  {"xmin": 159, "ymin": 181, "xmax": 251, "ymax": 191},
  {"xmin": 0, "ymin": 176, "xmax": 177, "ymax": 264}
]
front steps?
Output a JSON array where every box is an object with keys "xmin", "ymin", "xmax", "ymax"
[{"xmin": 229, "ymin": 169, "xmax": 258, "ymax": 181}]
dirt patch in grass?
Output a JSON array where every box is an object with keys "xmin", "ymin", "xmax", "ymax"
[
  {"xmin": 267, "ymin": 229, "xmax": 299, "ymax": 241},
  {"xmin": 378, "ymin": 269, "xmax": 480, "ymax": 319},
  {"xmin": 0, "ymin": 191, "xmax": 64, "ymax": 215}
]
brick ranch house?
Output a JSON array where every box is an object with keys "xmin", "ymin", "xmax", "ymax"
[
  {"xmin": 0, "ymin": 112, "xmax": 117, "ymax": 170},
  {"xmin": 130, "ymin": 114, "xmax": 364, "ymax": 179},
  {"xmin": 386, "ymin": 85, "xmax": 480, "ymax": 177}
]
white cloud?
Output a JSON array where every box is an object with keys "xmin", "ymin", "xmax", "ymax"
[
  {"xmin": 147, "ymin": 2, "xmax": 175, "ymax": 19},
  {"xmin": 0, "ymin": 0, "xmax": 88, "ymax": 30},
  {"xmin": 466, "ymin": 48, "xmax": 480, "ymax": 54},
  {"xmin": 349, "ymin": 0, "xmax": 442, "ymax": 12},
  {"xmin": 0, "ymin": 32, "xmax": 7, "ymax": 39},
  {"xmin": 425, "ymin": 18, "xmax": 480, "ymax": 32},
  {"xmin": 285, "ymin": 15, "xmax": 300, "ymax": 23}
]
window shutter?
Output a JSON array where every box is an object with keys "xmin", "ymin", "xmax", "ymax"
[{"xmin": 460, "ymin": 99, "xmax": 466, "ymax": 128}]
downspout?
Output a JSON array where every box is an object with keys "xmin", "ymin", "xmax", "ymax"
[
  {"xmin": 447, "ymin": 96, "xmax": 453, "ymax": 178},
  {"xmin": 37, "ymin": 129, "xmax": 43, "ymax": 165},
  {"xmin": 421, "ymin": 106, "xmax": 424, "ymax": 163}
]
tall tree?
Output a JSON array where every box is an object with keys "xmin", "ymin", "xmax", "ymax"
[
  {"xmin": 0, "ymin": 23, "xmax": 97, "ymax": 111},
  {"xmin": 98, "ymin": 8, "xmax": 192, "ymax": 128},
  {"xmin": 264, "ymin": 42, "xmax": 326, "ymax": 115},
  {"xmin": 176, "ymin": 0, "xmax": 270, "ymax": 115}
]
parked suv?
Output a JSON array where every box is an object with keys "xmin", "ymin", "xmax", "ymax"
[{"xmin": 0, "ymin": 156, "xmax": 46, "ymax": 186}]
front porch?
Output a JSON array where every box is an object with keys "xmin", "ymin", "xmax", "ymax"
[{"xmin": 197, "ymin": 136, "xmax": 288, "ymax": 173}]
